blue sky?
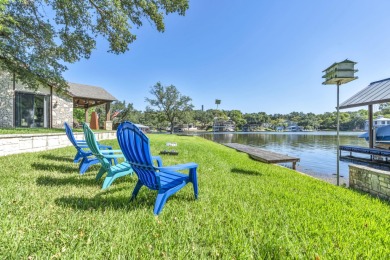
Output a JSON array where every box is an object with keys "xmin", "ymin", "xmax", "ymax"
[{"xmin": 63, "ymin": 0, "xmax": 390, "ymax": 114}]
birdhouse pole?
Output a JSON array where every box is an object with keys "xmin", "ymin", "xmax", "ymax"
[{"xmin": 322, "ymin": 59, "xmax": 358, "ymax": 186}]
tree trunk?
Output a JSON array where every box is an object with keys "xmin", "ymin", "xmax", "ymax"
[{"xmin": 170, "ymin": 121, "xmax": 174, "ymax": 134}]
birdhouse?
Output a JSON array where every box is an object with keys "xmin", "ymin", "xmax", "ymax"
[{"xmin": 322, "ymin": 59, "xmax": 358, "ymax": 85}]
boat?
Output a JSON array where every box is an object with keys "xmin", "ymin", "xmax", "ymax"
[{"xmin": 359, "ymin": 124, "xmax": 390, "ymax": 142}]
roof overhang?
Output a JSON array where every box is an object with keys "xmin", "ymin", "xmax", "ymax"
[
  {"xmin": 66, "ymin": 82, "xmax": 117, "ymax": 109},
  {"xmin": 339, "ymin": 78, "xmax": 390, "ymax": 109},
  {"xmin": 73, "ymin": 98, "xmax": 114, "ymax": 109}
]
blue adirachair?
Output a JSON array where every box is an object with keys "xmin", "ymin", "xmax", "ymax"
[
  {"xmin": 64, "ymin": 122, "xmax": 114, "ymax": 174},
  {"xmin": 117, "ymin": 121, "xmax": 199, "ymax": 215},
  {"xmin": 83, "ymin": 123, "xmax": 133, "ymax": 189}
]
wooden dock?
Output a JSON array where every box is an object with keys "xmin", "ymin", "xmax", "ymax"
[{"xmin": 223, "ymin": 143, "xmax": 300, "ymax": 170}]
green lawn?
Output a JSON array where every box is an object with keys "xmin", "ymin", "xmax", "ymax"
[
  {"xmin": 0, "ymin": 127, "xmax": 68, "ymax": 135},
  {"xmin": 0, "ymin": 127, "xmax": 112, "ymax": 135},
  {"xmin": 1, "ymin": 135, "xmax": 389, "ymax": 258}
]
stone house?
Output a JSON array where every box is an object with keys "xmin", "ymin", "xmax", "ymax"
[{"xmin": 0, "ymin": 72, "xmax": 117, "ymax": 129}]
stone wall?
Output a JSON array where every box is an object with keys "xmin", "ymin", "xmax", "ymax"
[
  {"xmin": 0, "ymin": 131, "xmax": 117, "ymax": 156},
  {"xmin": 0, "ymin": 72, "xmax": 15, "ymax": 127},
  {"xmin": 349, "ymin": 164, "xmax": 390, "ymax": 200},
  {"xmin": 52, "ymin": 89, "xmax": 73, "ymax": 128},
  {"xmin": 0, "ymin": 72, "xmax": 73, "ymax": 129}
]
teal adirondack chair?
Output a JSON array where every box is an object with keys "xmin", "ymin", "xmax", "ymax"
[
  {"xmin": 64, "ymin": 122, "xmax": 115, "ymax": 174},
  {"xmin": 83, "ymin": 123, "xmax": 133, "ymax": 189},
  {"xmin": 117, "ymin": 121, "xmax": 198, "ymax": 215}
]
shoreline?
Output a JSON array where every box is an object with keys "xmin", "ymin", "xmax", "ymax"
[{"xmin": 296, "ymin": 167, "xmax": 349, "ymax": 186}]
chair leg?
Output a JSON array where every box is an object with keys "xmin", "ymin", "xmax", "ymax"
[
  {"xmin": 130, "ymin": 180, "xmax": 143, "ymax": 201},
  {"xmin": 101, "ymin": 175, "xmax": 113, "ymax": 190},
  {"xmin": 74, "ymin": 151, "xmax": 82, "ymax": 163},
  {"xmin": 79, "ymin": 158, "xmax": 98, "ymax": 174},
  {"xmin": 101, "ymin": 169, "xmax": 132, "ymax": 190},
  {"xmin": 154, "ymin": 192, "xmax": 169, "ymax": 215},
  {"xmin": 190, "ymin": 168, "xmax": 198, "ymax": 199},
  {"xmin": 79, "ymin": 158, "xmax": 88, "ymax": 174},
  {"xmin": 96, "ymin": 167, "xmax": 107, "ymax": 181}
]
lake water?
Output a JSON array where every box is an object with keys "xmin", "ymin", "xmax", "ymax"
[{"xmin": 197, "ymin": 131, "xmax": 369, "ymax": 185}]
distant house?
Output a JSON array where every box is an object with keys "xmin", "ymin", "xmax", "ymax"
[
  {"xmin": 0, "ymin": 72, "xmax": 117, "ymax": 129},
  {"xmin": 174, "ymin": 123, "xmax": 198, "ymax": 132},
  {"xmin": 242, "ymin": 123, "xmax": 262, "ymax": 132},
  {"xmin": 286, "ymin": 124, "xmax": 302, "ymax": 132},
  {"xmin": 364, "ymin": 115, "xmax": 390, "ymax": 130},
  {"xmin": 213, "ymin": 118, "xmax": 235, "ymax": 132},
  {"xmin": 135, "ymin": 124, "xmax": 150, "ymax": 133}
]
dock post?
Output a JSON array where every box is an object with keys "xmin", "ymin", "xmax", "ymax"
[{"xmin": 336, "ymin": 81, "xmax": 340, "ymax": 186}]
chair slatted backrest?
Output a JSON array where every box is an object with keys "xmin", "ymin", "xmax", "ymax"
[
  {"xmin": 64, "ymin": 122, "xmax": 80, "ymax": 148},
  {"xmin": 83, "ymin": 124, "xmax": 111, "ymax": 170},
  {"xmin": 117, "ymin": 121, "xmax": 159, "ymax": 190}
]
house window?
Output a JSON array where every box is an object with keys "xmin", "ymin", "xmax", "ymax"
[{"xmin": 15, "ymin": 92, "xmax": 50, "ymax": 127}]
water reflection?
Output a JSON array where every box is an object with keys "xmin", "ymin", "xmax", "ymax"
[{"xmin": 198, "ymin": 131, "xmax": 369, "ymax": 182}]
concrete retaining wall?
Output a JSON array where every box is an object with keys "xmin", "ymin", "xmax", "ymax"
[
  {"xmin": 349, "ymin": 164, "xmax": 390, "ymax": 200},
  {"xmin": 0, "ymin": 132, "xmax": 117, "ymax": 156}
]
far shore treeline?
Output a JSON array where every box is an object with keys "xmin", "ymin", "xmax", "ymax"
[{"xmin": 75, "ymin": 100, "xmax": 390, "ymax": 132}]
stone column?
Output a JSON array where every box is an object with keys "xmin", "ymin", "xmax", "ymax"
[
  {"xmin": 104, "ymin": 121, "xmax": 113, "ymax": 130},
  {"xmin": 105, "ymin": 102, "xmax": 111, "ymax": 121},
  {"xmin": 84, "ymin": 107, "xmax": 89, "ymax": 124},
  {"xmin": 104, "ymin": 102, "xmax": 112, "ymax": 130}
]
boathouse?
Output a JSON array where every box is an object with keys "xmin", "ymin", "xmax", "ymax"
[
  {"xmin": 340, "ymin": 77, "xmax": 390, "ymax": 148},
  {"xmin": 340, "ymin": 77, "xmax": 390, "ymax": 200}
]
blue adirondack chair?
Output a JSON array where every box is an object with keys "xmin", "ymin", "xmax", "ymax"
[
  {"xmin": 83, "ymin": 123, "xmax": 133, "ymax": 189},
  {"xmin": 117, "ymin": 121, "xmax": 198, "ymax": 215},
  {"xmin": 64, "ymin": 122, "xmax": 114, "ymax": 174}
]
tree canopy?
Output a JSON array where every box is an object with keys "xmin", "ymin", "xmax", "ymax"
[
  {"xmin": 0, "ymin": 0, "xmax": 189, "ymax": 90},
  {"xmin": 145, "ymin": 82, "xmax": 193, "ymax": 133}
]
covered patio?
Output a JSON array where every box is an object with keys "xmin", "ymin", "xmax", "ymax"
[{"xmin": 67, "ymin": 83, "xmax": 117, "ymax": 130}]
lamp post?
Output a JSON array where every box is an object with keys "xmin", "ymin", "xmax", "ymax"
[{"xmin": 322, "ymin": 59, "xmax": 358, "ymax": 185}]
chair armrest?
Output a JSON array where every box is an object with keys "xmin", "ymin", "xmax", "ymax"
[
  {"xmin": 152, "ymin": 156, "xmax": 163, "ymax": 167},
  {"xmin": 103, "ymin": 154, "xmax": 125, "ymax": 159},
  {"xmin": 98, "ymin": 144, "xmax": 113, "ymax": 150},
  {"xmin": 101, "ymin": 149, "xmax": 123, "ymax": 154},
  {"xmin": 157, "ymin": 162, "xmax": 197, "ymax": 171}
]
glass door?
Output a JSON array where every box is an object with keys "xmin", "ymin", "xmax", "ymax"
[
  {"xmin": 15, "ymin": 92, "xmax": 50, "ymax": 128},
  {"xmin": 15, "ymin": 93, "xmax": 34, "ymax": 127}
]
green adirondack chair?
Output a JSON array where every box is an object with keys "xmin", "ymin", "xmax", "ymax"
[
  {"xmin": 83, "ymin": 123, "xmax": 133, "ymax": 189},
  {"xmin": 65, "ymin": 122, "xmax": 119, "ymax": 174}
]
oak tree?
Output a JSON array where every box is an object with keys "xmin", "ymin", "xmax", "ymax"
[
  {"xmin": 0, "ymin": 0, "xmax": 189, "ymax": 90},
  {"xmin": 145, "ymin": 82, "xmax": 193, "ymax": 133}
]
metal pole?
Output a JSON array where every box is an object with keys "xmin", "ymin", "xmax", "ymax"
[{"xmin": 336, "ymin": 81, "xmax": 340, "ymax": 186}]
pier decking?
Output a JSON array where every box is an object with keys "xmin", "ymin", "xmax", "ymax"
[
  {"xmin": 339, "ymin": 145, "xmax": 390, "ymax": 157},
  {"xmin": 223, "ymin": 143, "xmax": 300, "ymax": 170},
  {"xmin": 339, "ymin": 145, "xmax": 390, "ymax": 168}
]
